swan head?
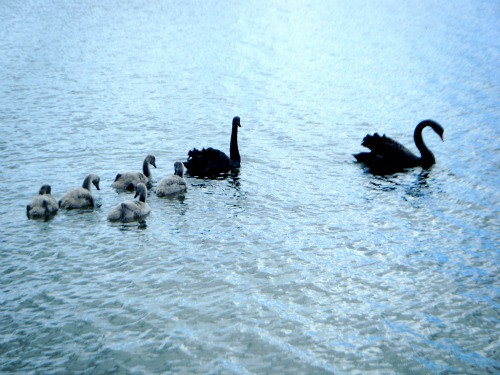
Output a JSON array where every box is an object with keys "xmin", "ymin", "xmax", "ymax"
[
  {"xmin": 38, "ymin": 184, "xmax": 52, "ymax": 195},
  {"xmin": 134, "ymin": 183, "xmax": 148, "ymax": 202},
  {"xmin": 174, "ymin": 161, "xmax": 184, "ymax": 177},
  {"xmin": 146, "ymin": 155, "xmax": 157, "ymax": 168},
  {"xmin": 233, "ymin": 116, "xmax": 241, "ymax": 128},
  {"xmin": 420, "ymin": 119, "xmax": 444, "ymax": 141},
  {"xmin": 82, "ymin": 174, "xmax": 100, "ymax": 190},
  {"xmin": 91, "ymin": 175, "xmax": 101, "ymax": 190}
]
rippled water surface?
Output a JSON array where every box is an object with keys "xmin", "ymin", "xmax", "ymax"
[{"xmin": 1, "ymin": 1, "xmax": 499, "ymax": 373}]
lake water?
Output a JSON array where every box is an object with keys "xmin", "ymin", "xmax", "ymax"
[{"xmin": 1, "ymin": 0, "xmax": 499, "ymax": 373}]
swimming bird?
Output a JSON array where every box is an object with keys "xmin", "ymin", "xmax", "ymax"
[
  {"xmin": 353, "ymin": 119, "xmax": 444, "ymax": 173},
  {"xmin": 27, "ymin": 184, "xmax": 59, "ymax": 220},
  {"xmin": 184, "ymin": 116, "xmax": 241, "ymax": 177},
  {"xmin": 107, "ymin": 183, "xmax": 151, "ymax": 222},
  {"xmin": 112, "ymin": 154, "xmax": 156, "ymax": 191},
  {"xmin": 156, "ymin": 161, "xmax": 187, "ymax": 197},
  {"xmin": 59, "ymin": 174, "xmax": 100, "ymax": 209}
]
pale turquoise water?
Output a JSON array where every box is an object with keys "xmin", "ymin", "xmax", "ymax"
[{"xmin": 1, "ymin": 0, "xmax": 499, "ymax": 373}]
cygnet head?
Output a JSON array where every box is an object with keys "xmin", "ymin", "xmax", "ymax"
[
  {"xmin": 92, "ymin": 175, "xmax": 101, "ymax": 190},
  {"xmin": 146, "ymin": 155, "xmax": 157, "ymax": 169},
  {"xmin": 39, "ymin": 184, "xmax": 52, "ymax": 195},
  {"xmin": 174, "ymin": 161, "xmax": 184, "ymax": 177},
  {"xmin": 134, "ymin": 183, "xmax": 148, "ymax": 202},
  {"xmin": 82, "ymin": 174, "xmax": 100, "ymax": 190}
]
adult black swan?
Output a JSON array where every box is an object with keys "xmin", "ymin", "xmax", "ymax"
[
  {"xmin": 184, "ymin": 116, "xmax": 241, "ymax": 177},
  {"xmin": 353, "ymin": 119, "xmax": 444, "ymax": 173}
]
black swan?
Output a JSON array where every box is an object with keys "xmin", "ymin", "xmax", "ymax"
[
  {"xmin": 353, "ymin": 119, "xmax": 444, "ymax": 172},
  {"xmin": 184, "ymin": 116, "xmax": 241, "ymax": 177},
  {"xmin": 107, "ymin": 183, "xmax": 151, "ymax": 222}
]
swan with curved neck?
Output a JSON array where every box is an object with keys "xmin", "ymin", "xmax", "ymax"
[
  {"xmin": 59, "ymin": 174, "xmax": 100, "ymax": 209},
  {"xmin": 27, "ymin": 184, "xmax": 59, "ymax": 220},
  {"xmin": 353, "ymin": 120, "xmax": 444, "ymax": 172},
  {"xmin": 184, "ymin": 116, "xmax": 241, "ymax": 177},
  {"xmin": 112, "ymin": 154, "xmax": 156, "ymax": 191},
  {"xmin": 107, "ymin": 183, "xmax": 151, "ymax": 222},
  {"xmin": 156, "ymin": 161, "xmax": 187, "ymax": 196}
]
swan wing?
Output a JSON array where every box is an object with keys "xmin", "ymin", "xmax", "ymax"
[
  {"xmin": 156, "ymin": 176, "xmax": 187, "ymax": 196},
  {"xmin": 108, "ymin": 201, "xmax": 138, "ymax": 221},
  {"xmin": 185, "ymin": 147, "xmax": 231, "ymax": 176},
  {"xmin": 362, "ymin": 133, "xmax": 418, "ymax": 162},
  {"xmin": 27, "ymin": 195, "xmax": 58, "ymax": 217},
  {"xmin": 117, "ymin": 201, "xmax": 151, "ymax": 221},
  {"xmin": 161, "ymin": 176, "xmax": 185, "ymax": 187},
  {"xmin": 59, "ymin": 188, "xmax": 94, "ymax": 208},
  {"xmin": 112, "ymin": 172, "xmax": 149, "ymax": 190}
]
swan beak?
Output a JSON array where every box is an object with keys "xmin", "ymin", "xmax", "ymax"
[
  {"xmin": 152, "ymin": 162, "xmax": 157, "ymax": 168},
  {"xmin": 440, "ymin": 133, "xmax": 444, "ymax": 142}
]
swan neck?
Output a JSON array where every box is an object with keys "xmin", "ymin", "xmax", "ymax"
[
  {"xmin": 414, "ymin": 122, "xmax": 435, "ymax": 164},
  {"xmin": 82, "ymin": 175, "xmax": 93, "ymax": 190},
  {"xmin": 174, "ymin": 163, "xmax": 184, "ymax": 177},
  {"xmin": 143, "ymin": 159, "xmax": 151, "ymax": 178},
  {"xmin": 135, "ymin": 187, "xmax": 147, "ymax": 203},
  {"xmin": 230, "ymin": 123, "xmax": 240, "ymax": 162}
]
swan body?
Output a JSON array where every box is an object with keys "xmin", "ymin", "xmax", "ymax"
[
  {"xmin": 156, "ymin": 161, "xmax": 187, "ymax": 197},
  {"xmin": 353, "ymin": 120, "xmax": 444, "ymax": 172},
  {"xmin": 184, "ymin": 116, "xmax": 241, "ymax": 177},
  {"xmin": 59, "ymin": 174, "xmax": 100, "ymax": 209},
  {"xmin": 107, "ymin": 183, "xmax": 151, "ymax": 222},
  {"xmin": 27, "ymin": 184, "xmax": 58, "ymax": 220},
  {"xmin": 112, "ymin": 155, "xmax": 156, "ymax": 191}
]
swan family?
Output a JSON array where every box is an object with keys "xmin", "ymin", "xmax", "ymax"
[{"xmin": 27, "ymin": 116, "xmax": 445, "ymax": 222}]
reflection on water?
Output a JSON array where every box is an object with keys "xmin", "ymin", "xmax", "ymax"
[
  {"xmin": 115, "ymin": 220, "xmax": 149, "ymax": 231},
  {"xmin": 405, "ymin": 170, "xmax": 431, "ymax": 199},
  {"xmin": 1, "ymin": 0, "xmax": 499, "ymax": 373}
]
